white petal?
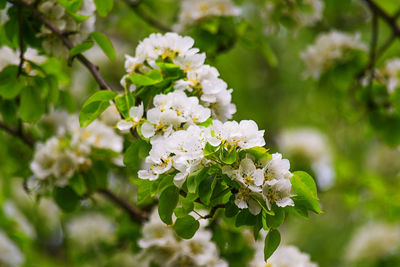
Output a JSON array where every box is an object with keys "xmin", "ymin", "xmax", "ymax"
[
  {"xmin": 129, "ymin": 102, "xmax": 144, "ymax": 121},
  {"xmin": 141, "ymin": 122, "xmax": 156, "ymax": 138},
  {"xmin": 117, "ymin": 120, "xmax": 132, "ymax": 131}
]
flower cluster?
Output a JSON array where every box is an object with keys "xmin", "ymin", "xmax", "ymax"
[
  {"xmin": 173, "ymin": 0, "xmax": 241, "ymax": 32},
  {"xmin": 0, "ymin": 231, "xmax": 24, "ymax": 267},
  {"xmin": 30, "ymin": 111, "xmax": 123, "ymax": 191},
  {"xmin": 344, "ymin": 222, "xmax": 400, "ymax": 263},
  {"xmin": 364, "ymin": 58, "xmax": 400, "ymax": 94},
  {"xmin": 263, "ymin": 0, "xmax": 324, "ymax": 34},
  {"xmin": 277, "ymin": 128, "xmax": 334, "ymax": 189},
  {"xmin": 66, "ymin": 213, "xmax": 115, "ymax": 249},
  {"xmin": 301, "ymin": 30, "xmax": 367, "ymax": 79},
  {"xmin": 0, "ymin": 46, "xmax": 46, "ymax": 73},
  {"xmin": 121, "ymin": 32, "xmax": 236, "ymax": 122},
  {"xmin": 250, "ymin": 237, "xmax": 317, "ymax": 267},
  {"xmin": 37, "ymin": 0, "xmax": 96, "ymax": 57},
  {"xmin": 136, "ymin": 210, "xmax": 227, "ymax": 267},
  {"xmin": 121, "ymin": 33, "xmax": 296, "ymax": 214},
  {"xmin": 223, "ymin": 153, "xmax": 294, "ymax": 214}
]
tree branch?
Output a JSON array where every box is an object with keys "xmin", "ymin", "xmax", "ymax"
[
  {"xmin": 98, "ymin": 188, "xmax": 148, "ymax": 223},
  {"xmin": 202, "ymin": 204, "xmax": 225, "ymax": 219},
  {"xmin": 363, "ymin": 0, "xmax": 400, "ymax": 36},
  {"xmin": 10, "ymin": 0, "xmax": 114, "ymax": 91},
  {"xmin": 0, "ymin": 120, "xmax": 34, "ymax": 148},
  {"xmin": 17, "ymin": 4, "xmax": 24, "ymax": 77},
  {"xmin": 122, "ymin": 0, "xmax": 171, "ymax": 32}
]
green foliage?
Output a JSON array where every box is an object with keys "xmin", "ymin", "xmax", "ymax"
[
  {"xmin": 158, "ymin": 185, "xmax": 179, "ymax": 225},
  {"xmin": 291, "ymin": 171, "xmax": 321, "ymax": 214},
  {"xmin": 94, "ymin": 0, "xmax": 114, "ymax": 17},
  {"xmin": 79, "ymin": 90, "xmax": 117, "ymax": 127},
  {"xmin": 19, "ymin": 86, "xmax": 44, "ymax": 122},
  {"xmin": 69, "ymin": 40, "xmax": 94, "ymax": 57},
  {"xmin": 264, "ymin": 229, "xmax": 281, "ymax": 261},
  {"xmin": 128, "ymin": 69, "xmax": 163, "ymax": 86},
  {"xmin": 53, "ymin": 186, "xmax": 80, "ymax": 212},
  {"xmin": 173, "ymin": 215, "xmax": 200, "ymax": 239},
  {"xmin": 90, "ymin": 32, "xmax": 116, "ymax": 60}
]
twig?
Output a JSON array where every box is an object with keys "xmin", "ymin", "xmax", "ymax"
[
  {"xmin": 9, "ymin": 0, "xmax": 114, "ymax": 91},
  {"xmin": 0, "ymin": 120, "xmax": 34, "ymax": 148},
  {"xmin": 122, "ymin": 0, "xmax": 171, "ymax": 32},
  {"xmin": 17, "ymin": 4, "xmax": 24, "ymax": 77},
  {"xmin": 363, "ymin": 0, "xmax": 400, "ymax": 36},
  {"xmin": 98, "ymin": 188, "xmax": 148, "ymax": 223},
  {"xmin": 202, "ymin": 204, "xmax": 225, "ymax": 219},
  {"xmin": 367, "ymin": 10, "xmax": 378, "ymax": 87}
]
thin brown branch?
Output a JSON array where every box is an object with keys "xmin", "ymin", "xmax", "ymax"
[
  {"xmin": 202, "ymin": 204, "xmax": 225, "ymax": 219},
  {"xmin": 364, "ymin": 0, "xmax": 400, "ymax": 36},
  {"xmin": 122, "ymin": 0, "xmax": 171, "ymax": 32},
  {"xmin": 98, "ymin": 188, "xmax": 148, "ymax": 223},
  {"xmin": 17, "ymin": 4, "xmax": 24, "ymax": 77},
  {"xmin": 367, "ymin": 11, "xmax": 378, "ymax": 87},
  {"xmin": 10, "ymin": 0, "xmax": 114, "ymax": 91},
  {"xmin": 0, "ymin": 120, "xmax": 34, "ymax": 148}
]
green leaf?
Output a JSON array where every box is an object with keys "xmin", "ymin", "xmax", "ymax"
[
  {"xmin": 129, "ymin": 69, "xmax": 163, "ymax": 86},
  {"xmin": 235, "ymin": 209, "xmax": 257, "ymax": 227},
  {"xmin": 221, "ymin": 147, "xmax": 237, "ymax": 164},
  {"xmin": 19, "ymin": 86, "xmax": 44, "ymax": 122},
  {"xmin": 158, "ymin": 185, "xmax": 179, "ymax": 225},
  {"xmin": 264, "ymin": 229, "xmax": 281, "ymax": 261},
  {"xmin": 156, "ymin": 61, "xmax": 184, "ymax": 78},
  {"xmin": 245, "ymin": 147, "xmax": 271, "ymax": 161},
  {"xmin": 57, "ymin": 0, "xmax": 82, "ymax": 13},
  {"xmin": 265, "ymin": 206, "xmax": 285, "ymax": 229},
  {"xmin": 204, "ymin": 142, "xmax": 219, "ymax": 156},
  {"xmin": 198, "ymin": 175, "xmax": 216, "ymax": 205},
  {"xmin": 79, "ymin": 90, "xmax": 117, "ymax": 127},
  {"xmin": 69, "ymin": 40, "xmax": 94, "ymax": 57},
  {"xmin": 53, "ymin": 186, "xmax": 80, "ymax": 212},
  {"xmin": 173, "ymin": 215, "xmax": 200, "ymax": 239},
  {"xmin": 291, "ymin": 171, "xmax": 321, "ymax": 214},
  {"xmin": 94, "ymin": 0, "xmax": 113, "ymax": 17},
  {"xmin": 90, "ymin": 32, "xmax": 116, "ymax": 60},
  {"xmin": 69, "ymin": 173, "xmax": 86, "ymax": 196},
  {"xmin": 115, "ymin": 93, "xmax": 135, "ymax": 118},
  {"xmin": 186, "ymin": 167, "xmax": 209, "ymax": 194},
  {"xmin": 0, "ymin": 66, "xmax": 24, "ymax": 99},
  {"xmin": 225, "ymin": 197, "xmax": 239, "ymax": 217},
  {"xmin": 123, "ymin": 139, "xmax": 151, "ymax": 167}
]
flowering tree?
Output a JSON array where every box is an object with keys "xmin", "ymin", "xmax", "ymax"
[{"xmin": 1, "ymin": 0, "xmax": 400, "ymax": 266}]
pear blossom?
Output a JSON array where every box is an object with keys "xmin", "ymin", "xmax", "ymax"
[
  {"xmin": 0, "ymin": 46, "xmax": 46, "ymax": 72},
  {"xmin": 137, "ymin": 210, "xmax": 226, "ymax": 267},
  {"xmin": 263, "ymin": 0, "xmax": 324, "ymax": 34},
  {"xmin": 277, "ymin": 129, "xmax": 334, "ymax": 189},
  {"xmin": 235, "ymin": 158, "xmax": 264, "ymax": 192},
  {"xmin": 117, "ymin": 103, "xmax": 144, "ymax": 131},
  {"xmin": 0, "ymin": 231, "xmax": 24, "ymax": 267},
  {"xmin": 250, "ymin": 241, "xmax": 317, "ymax": 267},
  {"xmin": 377, "ymin": 58, "xmax": 400, "ymax": 93},
  {"xmin": 262, "ymin": 153, "xmax": 292, "ymax": 184},
  {"xmin": 345, "ymin": 222, "xmax": 400, "ymax": 263},
  {"xmin": 37, "ymin": 0, "xmax": 96, "ymax": 57},
  {"xmin": 234, "ymin": 187, "xmax": 262, "ymax": 215},
  {"xmin": 263, "ymin": 178, "xmax": 294, "ymax": 210},
  {"xmin": 207, "ymin": 120, "xmax": 265, "ymax": 149},
  {"xmin": 141, "ymin": 91, "xmax": 211, "ymax": 139},
  {"xmin": 66, "ymin": 213, "xmax": 115, "ymax": 249},
  {"xmin": 121, "ymin": 33, "xmax": 236, "ymax": 121},
  {"xmin": 301, "ymin": 30, "xmax": 367, "ymax": 79},
  {"xmin": 173, "ymin": 0, "xmax": 241, "ymax": 32}
]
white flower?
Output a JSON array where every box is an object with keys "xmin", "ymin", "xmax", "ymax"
[
  {"xmin": 117, "ymin": 103, "xmax": 144, "ymax": 131},
  {"xmin": 100, "ymin": 104, "xmax": 122, "ymax": 127},
  {"xmin": 174, "ymin": 0, "xmax": 241, "ymax": 32},
  {"xmin": 301, "ymin": 30, "xmax": 367, "ymax": 79},
  {"xmin": 141, "ymin": 91, "xmax": 211, "ymax": 139},
  {"xmin": 207, "ymin": 120, "xmax": 265, "ymax": 149},
  {"xmin": 66, "ymin": 213, "xmax": 115, "ymax": 248},
  {"xmin": 250, "ymin": 241, "xmax": 317, "ymax": 267},
  {"xmin": 234, "ymin": 187, "xmax": 262, "ymax": 215},
  {"xmin": 0, "ymin": 231, "xmax": 24, "ymax": 267},
  {"xmin": 3, "ymin": 201, "xmax": 36, "ymax": 239},
  {"xmin": 0, "ymin": 46, "xmax": 46, "ymax": 72},
  {"xmin": 380, "ymin": 58, "xmax": 400, "ymax": 93},
  {"xmin": 345, "ymin": 222, "xmax": 400, "ymax": 263},
  {"xmin": 263, "ymin": 0, "xmax": 323, "ymax": 34},
  {"xmin": 235, "ymin": 158, "xmax": 264, "ymax": 192},
  {"xmin": 263, "ymin": 153, "xmax": 292, "ymax": 184},
  {"xmin": 262, "ymin": 178, "xmax": 294, "ymax": 210},
  {"xmin": 38, "ymin": 0, "xmax": 96, "ymax": 56}
]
